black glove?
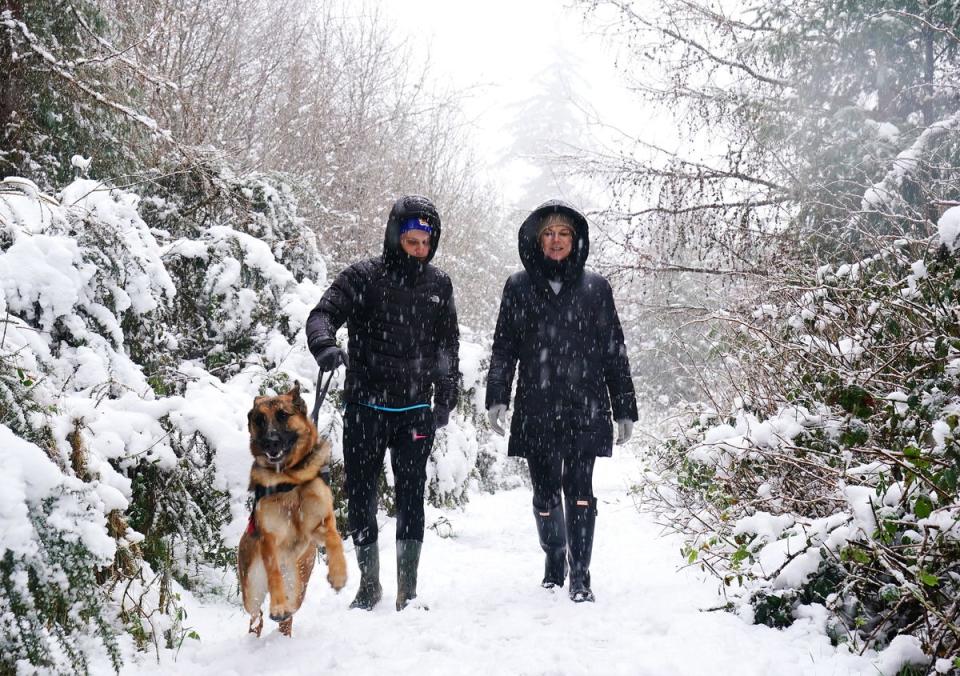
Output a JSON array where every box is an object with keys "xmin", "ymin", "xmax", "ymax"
[
  {"xmin": 433, "ymin": 407, "xmax": 450, "ymax": 429},
  {"xmin": 314, "ymin": 345, "xmax": 347, "ymax": 371}
]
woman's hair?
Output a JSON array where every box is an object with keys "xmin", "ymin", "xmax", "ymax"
[{"xmin": 538, "ymin": 212, "xmax": 575, "ymax": 237}]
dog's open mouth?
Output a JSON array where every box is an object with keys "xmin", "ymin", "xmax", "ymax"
[{"xmin": 260, "ymin": 440, "xmax": 293, "ymax": 466}]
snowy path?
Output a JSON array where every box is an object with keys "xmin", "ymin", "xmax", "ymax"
[{"xmin": 125, "ymin": 455, "xmax": 877, "ymax": 676}]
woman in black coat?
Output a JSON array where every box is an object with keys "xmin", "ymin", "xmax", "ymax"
[{"xmin": 486, "ymin": 200, "xmax": 637, "ymax": 602}]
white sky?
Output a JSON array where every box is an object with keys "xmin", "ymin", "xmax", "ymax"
[{"xmin": 376, "ymin": 0, "xmax": 660, "ymax": 211}]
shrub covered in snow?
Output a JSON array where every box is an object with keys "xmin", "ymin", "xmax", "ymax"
[
  {"xmin": 0, "ymin": 427, "xmax": 124, "ymax": 674},
  {"xmin": 638, "ymin": 235, "xmax": 960, "ymax": 668},
  {"xmin": 0, "ymin": 173, "xmax": 511, "ymax": 673},
  {"xmin": 0, "ymin": 173, "xmax": 314, "ymax": 672},
  {"xmin": 425, "ymin": 338, "xmax": 526, "ymax": 509}
]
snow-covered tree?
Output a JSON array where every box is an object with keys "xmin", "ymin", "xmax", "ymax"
[
  {"xmin": 502, "ymin": 48, "xmax": 592, "ymax": 208},
  {"xmin": 583, "ymin": 0, "xmax": 960, "ymax": 266},
  {"xmin": 586, "ymin": 0, "xmax": 960, "ymax": 663},
  {"xmin": 0, "ymin": 0, "xmax": 151, "ymax": 190}
]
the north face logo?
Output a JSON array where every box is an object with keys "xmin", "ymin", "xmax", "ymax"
[{"xmin": 429, "ymin": 295, "xmax": 440, "ymax": 303}]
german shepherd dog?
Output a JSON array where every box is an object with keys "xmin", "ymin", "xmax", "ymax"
[{"xmin": 238, "ymin": 382, "xmax": 347, "ymax": 637}]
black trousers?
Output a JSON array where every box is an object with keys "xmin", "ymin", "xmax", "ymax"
[
  {"xmin": 342, "ymin": 403, "xmax": 435, "ymax": 547},
  {"xmin": 525, "ymin": 431, "xmax": 596, "ymax": 511}
]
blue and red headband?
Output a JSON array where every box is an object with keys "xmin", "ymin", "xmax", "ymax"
[{"xmin": 400, "ymin": 216, "xmax": 433, "ymax": 235}]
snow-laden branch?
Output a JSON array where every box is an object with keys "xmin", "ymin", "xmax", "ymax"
[
  {"xmin": 68, "ymin": 5, "xmax": 179, "ymax": 93},
  {"xmin": 861, "ymin": 109, "xmax": 960, "ymax": 213},
  {"xmin": 1, "ymin": 13, "xmax": 172, "ymax": 142},
  {"xmin": 604, "ymin": 0, "xmax": 791, "ymax": 88}
]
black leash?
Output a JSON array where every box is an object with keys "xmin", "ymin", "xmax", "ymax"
[
  {"xmin": 311, "ymin": 368, "xmax": 334, "ymax": 424},
  {"xmin": 311, "ymin": 368, "xmax": 335, "ymax": 485}
]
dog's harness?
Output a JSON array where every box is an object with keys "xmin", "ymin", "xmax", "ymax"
[
  {"xmin": 253, "ymin": 482, "xmax": 298, "ymax": 504},
  {"xmin": 245, "ymin": 483, "xmax": 298, "ymax": 536},
  {"xmin": 245, "ymin": 450, "xmax": 321, "ymax": 536}
]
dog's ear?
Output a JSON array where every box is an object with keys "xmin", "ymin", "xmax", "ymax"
[
  {"xmin": 290, "ymin": 381, "xmax": 308, "ymax": 416},
  {"xmin": 294, "ymin": 398, "xmax": 308, "ymax": 416}
]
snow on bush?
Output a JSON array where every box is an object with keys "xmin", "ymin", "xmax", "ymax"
[
  {"xmin": 637, "ymin": 234, "xmax": 960, "ymax": 669},
  {"xmin": 1, "ymin": 174, "xmax": 507, "ymax": 673},
  {"xmin": 0, "ymin": 425, "xmax": 124, "ymax": 674},
  {"xmin": 937, "ymin": 205, "xmax": 960, "ymax": 253}
]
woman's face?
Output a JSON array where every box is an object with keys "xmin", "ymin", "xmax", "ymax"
[{"xmin": 540, "ymin": 224, "xmax": 574, "ymax": 261}]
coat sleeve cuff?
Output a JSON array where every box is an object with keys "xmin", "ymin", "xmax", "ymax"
[
  {"xmin": 611, "ymin": 394, "xmax": 638, "ymax": 422},
  {"xmin": 484, "ymin": 386, "xmax": 509, "ymax": 410}
]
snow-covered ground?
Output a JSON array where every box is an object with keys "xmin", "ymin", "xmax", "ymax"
[{"xmin": 122, "ymin": 453, "xmax": 880, "ymax": 676}]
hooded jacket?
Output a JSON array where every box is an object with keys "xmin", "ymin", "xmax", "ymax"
[
  {"xmin": 306, "ymin": 195, "xmax": 460, "ymax": 412},
  {"xmin": 486, "ymin": 200, "xmax": 637, "ymax": 458}
]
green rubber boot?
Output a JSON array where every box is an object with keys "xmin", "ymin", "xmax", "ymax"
[
  {"xmin": 533, "ymin": 503, "xmax": 567, "ymax": 589},
  {"xmin": 566, "ymin": 497, "xmax": 597, "ymax": 603},
  {"xmin": 349, "ymin": 543, "xmax": 382, "ymax": 610},
  {"xmin": 395, "ymin": 539, "xmax": 423, "ymax": 611}
]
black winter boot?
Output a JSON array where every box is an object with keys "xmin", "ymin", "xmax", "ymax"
[
  {"xmin": 349, "ymin": 543, "xmax": 382, "ymax": 610},
  {"xmin": 565, "ymin": 497, "xmax": 597, "ymax": 603},
  {"xmin": 396, "ymin": 539, "xmax": 423, "ymax": 611},
  {"xmin": 533, "ymin": 503, "xmax": 567, "ymax": 588}
]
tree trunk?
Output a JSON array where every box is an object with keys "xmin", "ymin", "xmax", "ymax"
[
  {"xmin": 0, "ymin": 1, "xmax": 25, "ymax": 163},
  {"xmin": 923, "ymin": 3, "xmax": 935, "ymax": 126}
]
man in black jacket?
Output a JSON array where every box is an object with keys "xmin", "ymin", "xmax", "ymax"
[
  {"xmin": 486, "ymin": 199, "xmax": 638, "ymax": 603},
  {"xmin": 306, "ymin": 195, "xmax": 460, "ymax": 611}
]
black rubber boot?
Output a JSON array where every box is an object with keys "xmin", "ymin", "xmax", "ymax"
[
  {"xmin": 396, "ymin": 539, "xmax": 422, "ymax": 611},
  {"xmin": 349, "ymin": 543, "xmax": 382, "ymax": 610},
  {"xmin": 533, "ymin": 503, "xmax": 567, "ymax": 588},
  {"xmin": 566, "ymin": 497, "xmax": 597, "ymax": 603}
]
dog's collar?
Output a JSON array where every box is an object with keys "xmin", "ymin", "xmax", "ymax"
[{"xmin": 253, "ymin": 483, "xmax": 297, "ymax": 502}]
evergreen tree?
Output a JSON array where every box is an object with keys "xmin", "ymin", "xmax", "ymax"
[
  {"xmin": 503, "ymin": 47, "xmax": 593, "ymax": 209},
  {"xmin": 0, "ymin": 0, "xmax": 149, "ymax": 190}
]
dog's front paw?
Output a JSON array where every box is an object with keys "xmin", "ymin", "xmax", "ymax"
[{"xmin": 328, "ymin": 567, "xmax": 348, "ymax": 592}]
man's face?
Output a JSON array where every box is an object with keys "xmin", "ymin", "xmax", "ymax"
[
  {"xmin": 400, "ymin": 230, "xmax": 431, "ymax": 261},
  {"xmin": 540, "ymin": 224, "xmax": 574, "ymax": 261}
]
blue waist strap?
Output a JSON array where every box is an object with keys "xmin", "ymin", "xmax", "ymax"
[{"xmin": 358, "ymin": 402, "xmax": 431, "ymax": 413}]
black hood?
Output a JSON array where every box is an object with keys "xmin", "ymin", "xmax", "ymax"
[
  {"xmin": 518, "ymin": 199, "xmax": 589, "ymax": 290},
  {"xmin": 382, "ymin": 194, "xmax": 442, "ymax": 272}
]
